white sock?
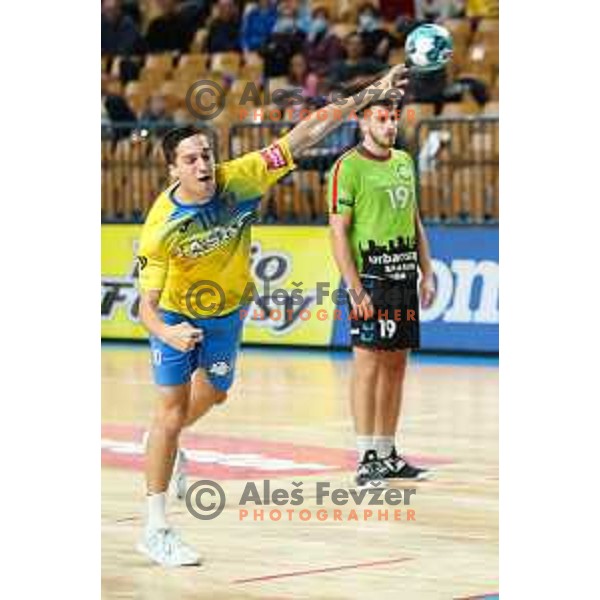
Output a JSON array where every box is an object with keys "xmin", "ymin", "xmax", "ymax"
[
  {"xmin": 146, "ymin": 492, "xmax": 169, "ymax": 530},
  {"xmin": 356, "ymin": 435, "xmax": 375, "ymax": 461},
  {"xmin": 373, "ymin": 436, "xmax": 394, "ymax": 458}
]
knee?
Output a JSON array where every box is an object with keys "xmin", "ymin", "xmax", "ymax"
[
  {"xmin": 355, "ymin": 352, "xmax": 380, "ymax": 378},
  {"xmin": 381, "ymin": 351, "xmax": 407, "ymax": 375},
  {"xmin": 157, "ymin": 403, "xmax": 187, "ymax": 436}
]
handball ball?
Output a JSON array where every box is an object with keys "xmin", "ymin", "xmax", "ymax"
[{"xmin": 405, "ymin": 24, "xmax": 453, "ymax": 73}]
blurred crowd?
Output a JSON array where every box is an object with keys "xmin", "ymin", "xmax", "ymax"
[{"xmin": 102, "ymin": 0, "xmax": 498, "ymax": 152}]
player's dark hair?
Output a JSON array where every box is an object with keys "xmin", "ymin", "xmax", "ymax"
[
  {"xmin": 358, "ymin": 97, "xmax": 399, "ymax": 118},
  {"xmin": 162, "ymin": 125, "xmax": 205, "ymax": 165}
]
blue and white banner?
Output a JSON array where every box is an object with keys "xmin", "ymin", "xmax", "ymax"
[{"xmin": 331, "ymin": 226, "xmax": 499, "ymax": 353}]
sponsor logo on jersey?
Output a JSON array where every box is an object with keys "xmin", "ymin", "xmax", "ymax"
[
  {"xmin": 396, "ymin": 163, "xmax": 413, "ymax": 180},
  {"xmin": 137, "ymin": 255, "xmax": 148, "ymax": 270},
  {"xmin": 260, "ymin": 143, "xmax": 287, "ymax": 170},
  {"xmin": 173, "ymin": 210, "xmax": 256, "ymax": 258}
]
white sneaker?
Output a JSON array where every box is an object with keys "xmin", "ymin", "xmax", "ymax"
[
  {"xmin": 137, "ymin": 527, "xmax": 201, "ymax": 567},
  {"xmin": 141, "ymin": 432, "xmax": 187, "ymax": 500}
]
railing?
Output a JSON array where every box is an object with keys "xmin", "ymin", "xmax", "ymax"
[
  {"xmin": 101, "ymin": 122, "xmax": 218, "ymax": 222},
  {"xmin": 229, "ymin": 121, "xmax": 359, "ymax": 223},
  {"xmin": 101, "ymin": 117, "xmax": 498, "ymax": 224},
  {"xmin": 415, "ymin": 116, "xmax": 499, "ymax": 223}
]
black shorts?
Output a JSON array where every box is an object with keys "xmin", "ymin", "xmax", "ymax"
[{"xmin": 350, "ymin": 276, "xmax": 420, "ymax": 351}]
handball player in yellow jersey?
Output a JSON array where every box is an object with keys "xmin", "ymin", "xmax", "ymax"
[{"xmin": 136, "ymin": 66, "xmax": 409, "ymax": 566}]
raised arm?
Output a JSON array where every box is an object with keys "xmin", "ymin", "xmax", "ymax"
[{"xmin": 286, "ymin": 64, "xmax": 408, "ymax": 158}]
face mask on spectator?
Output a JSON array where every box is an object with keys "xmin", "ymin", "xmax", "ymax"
[
  {"xmin": 311, "ymin": 17, "xmax": 328, "ymax": 37},
  {"xmin": 274, "ymin": 17, "xmax": 296, "ymax": 34},
  {"xmin": 358, "ymin": 13, "xmax": 378, "ymax": 32}
]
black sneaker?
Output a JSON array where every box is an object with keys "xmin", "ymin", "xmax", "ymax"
[
  {"xmin": 355, "ymin": 450, "xmax": 389, "ymax": 488},
  {"xmin": 382, "ymin": 447, "xmax": 430, "ymax": 481}
]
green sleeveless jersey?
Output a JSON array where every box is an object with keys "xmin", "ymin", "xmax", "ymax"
[{"xmin": 327, "ymin": 146, "xmax": 418, "ymax": 282}]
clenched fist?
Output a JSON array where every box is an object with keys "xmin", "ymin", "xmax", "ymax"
[{"xmin": 163, "ymin": 322, "xmax": 203, "ymax": 352}]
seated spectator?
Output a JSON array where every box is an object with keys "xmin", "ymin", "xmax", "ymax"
[
  {"xmin": 206, "ymin": 0, "xmax": 241, "ymax": 53},
  {"xmin": 145, "ymin": 0, "xmax": 202, "ymax": 53},
  {"xmin": 443, "ymin": 76, "xmax": 489, "ymax": 106},
  {"xmin": 101, "ymin": 0, "xmax": 143, "ymax": 55},
  {"xmin": 327, "ymin": 33, "xmax": 387, "ymax": 90},
  {"xmin": 414, "ymin": 0, "xmax": 465, "ymax": 22},
  {"xmin": 288, "ymin": 0, "xmax": 312, "ymax": 34},
  {"xmin": 240, "ymin": 0, "xmax": 277, "ymax": 54},
  {"xmin": 101, "ymin": 74, "xmax": 137, "ymax": 141},
  {"xmin": 286, "ymin": 53, "xmax": 318, "ymax": 101},
  {"xmin": 179, "ymin": 0, "xmax": 211, "ymax": 26},
  {"xmin": 261, "ymin": 2, "xmax": 305, "ymax": 78},
  {"xmin": 121, "ymin": 0, "xmax": 143, "ymax": 27},
  {"xmin": 139, "ymin": 93, "xmax": 174, "ymax": 138},
  {"xmin": 304, "ymin": 7, "xmax": 344, "ymax": 77},
  {"xmin": 356, "ymin": 3, "xmax": 397, "ymax": 63},
  {"xmin": 378, "ymin": 0, "xmax": 415, "ymax": 23}
]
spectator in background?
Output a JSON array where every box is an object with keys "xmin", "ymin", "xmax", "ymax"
[
  {"xmin": 287, "ymin": 0, "xmax": 312, "ymax": 34},
  {"xmin": 379, "ymin": 0, "xmax": 415, "ymax": 22},
  {"xmin": 287, "ymin": 53, "xmax": 318, "ymax": 100},
  {"xmin": 240, "ymin": 0, "xmax": 277, "ymax": 54},
  {"xmin": 356, "ymin": 3, "xmax": 397, "ymax": 63},
  {"xmin": 414, "ymin": 0, "xmax": 465, "ymax": 21},
  {"xmin": 102, "ymin": 74, "xmax": 137, "ymax": 141},
  {"xmin": 145, "ymin": 0, "xmax": 202, "ymax": 53},
  {"xmin": 139, "ymin": 93, "xmax": 174, "ymax": 138},
  {"xmin": 327, "ymin": 33, "xmax": 387, "ymax": 89},
  {"xmin": 120, "ymin": 0, "xmax": 143, "ymax": 27},
  {"xmin": 206, "ymin": 0, "xmax": 241, "ymax": 53},
  {"xmin": 101, "ymin": 0, "xmax": 143, "ymax": 55},
  {"xmin": 261, "ymin": 2, "xmax": 305, "ymax": 78},
  {"xmin": 304, "ymin": 7, "xmax": 344, "ymax": 77}
]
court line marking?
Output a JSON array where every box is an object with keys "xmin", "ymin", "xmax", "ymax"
[{"xmin": 231, "ymin": 557, "xmax": 412, "ymax": 584}]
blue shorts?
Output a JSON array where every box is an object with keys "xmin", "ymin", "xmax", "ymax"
[{"xmin": 149, "ymin": 308, "xmax": 245, "ymax": 390}]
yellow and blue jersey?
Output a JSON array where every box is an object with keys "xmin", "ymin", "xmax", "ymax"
[{"xmin": 138, "ymin": 136, "xmax": 295, "ymax": 318}]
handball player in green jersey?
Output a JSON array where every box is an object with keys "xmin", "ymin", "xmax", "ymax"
[{"xmin": 328, "ymin": 98, "xmax": 436, "ymax": 487}]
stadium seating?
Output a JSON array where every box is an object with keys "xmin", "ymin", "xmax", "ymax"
[
  {"xmin": 190, "ymin": 28, "xmax": 208, "ymax": 53},
  {"xmin": 101, "ymin": 11, "xmax": 499, "ymax": 224},
  {"xmin": 210, "ymin": 52, "xmax": 242, "ymax": 76},
  {"xmin": 124, "ymin": 81, "xmax": 151, "ymax": 116}
]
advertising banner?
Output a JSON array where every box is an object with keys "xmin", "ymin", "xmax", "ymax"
[{"xmin": 102, "ymin": 225, "xmax": 498, "ymax": 352}]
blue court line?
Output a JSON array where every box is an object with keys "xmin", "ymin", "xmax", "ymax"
[{"xmin": 101, "ymin": 340, "xmax": 497, "ymax": 367}]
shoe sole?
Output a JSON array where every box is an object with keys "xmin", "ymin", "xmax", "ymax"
[
  {"xmin": 385, "ymin": 471, "xmax": 432, "ymax": 482},
  {"xmin": 354, "ymin": 479, "xmax": 389, "ymax": 489},
  {"xmin": 136, "ymin": 542, "xmax": 201, "ymax": 567}
]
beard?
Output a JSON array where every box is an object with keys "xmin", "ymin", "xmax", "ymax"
[{"xmin": 371, "ymin": 129, "xmax": 396, "ymax": 149}]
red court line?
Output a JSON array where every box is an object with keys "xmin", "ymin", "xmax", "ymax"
[
  {"xmin": 232, "ymin": 557, "xmax": 412, "ymax": 584},
  {"xmin": 102, "ymin": 423, "xmax": 453, "ymax": 475}
]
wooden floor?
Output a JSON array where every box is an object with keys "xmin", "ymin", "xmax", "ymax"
[{"xmin": 102, "ymin": 345, "xmax": 498, "ymax": 600}]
